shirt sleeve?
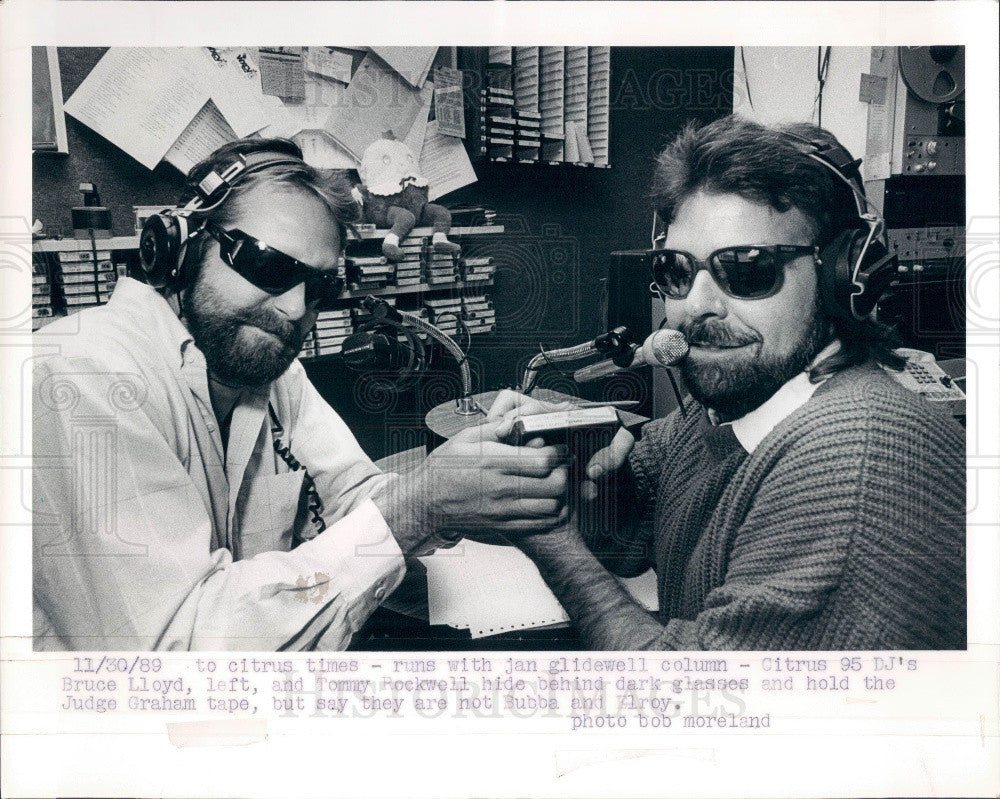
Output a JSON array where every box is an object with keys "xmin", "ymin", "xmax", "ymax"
[{"xmin": 32, "ymin": 354, "xmax": 403, "ymax": 651}]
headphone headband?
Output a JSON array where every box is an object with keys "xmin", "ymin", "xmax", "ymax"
[
  {"xmin": 183, "ymin": 151, "xmax": 309, "ymax": 214},
  {"xmin": 780, "ymin": 131, "xmax": 896, "ymax": 322},
  {"xmin": 785, "ymin": 134, "xmax": 870, "ymax": 223},
  {"xmin": 140, "ymin": 148, "xmax": 308, "ymax": 289}
]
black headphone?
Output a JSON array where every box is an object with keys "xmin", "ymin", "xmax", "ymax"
[
  {"xmin": 138, "ymin": 149, "xmax": 308, "ymax": 290},
  {"xmin": 782, "ymin": 132, "xmax": 898, "ymax": 322}
]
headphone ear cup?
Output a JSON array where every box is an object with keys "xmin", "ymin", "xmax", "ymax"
[
  {"xmin": 848, "ymin": 234, "xmax": 896, "ymax": 320},
  {"xmin": 818, "ymin": 228, "xmax": 864, "ymax": 321},
  {"xmin": 139, "ymin": 214, "xmax": 184, "ymax": 289}
]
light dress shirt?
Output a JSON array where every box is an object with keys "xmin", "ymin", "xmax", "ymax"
[
  {"xmin": 707, "ymin": 341, "xmax": 842, "ymax": 454},
  {"xmin": 33, "ymin": 278, "xmax": 405, "ymax": 651}
]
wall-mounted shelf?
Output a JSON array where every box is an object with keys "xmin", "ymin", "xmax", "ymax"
[
  {"xmin": 340, "ymin": 280, "xmax": 493, "ymax": 301},
  {"xmin": 32, "ymin": 223, "xmax": 503, "ymax": 342},
  {"xmin": 32, "ymin": 225, "xmax": 504, "ymax": 253},
  {"xmin": 356, "ymin": 224, "xmax": 503, "ymax": 240},
  {"xmin": 34, "ymin": 235, "xmax": 140, "ymax": 253},
  {"xmin": 460, "ymin": 47, "xmax": 610, "ymax": 168}
]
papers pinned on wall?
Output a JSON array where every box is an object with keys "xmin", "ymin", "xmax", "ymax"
[
  {"xmin": 62, "ymin": 44, "xmax": 478, "ymax": 196},
  {"xmin": 199, "ymin": 48, "xmax": 270, "ymax": 138},
  {"xmin": 420, "ymin": 120, "xmax": 477, "ymax": 201},
  {"xmin": 64, "ymin": 48, "xmax": 215, "ymax": 170},
  {"xmin": 433, "ymin": 67, "xmax": 466, "ymax": 138},
  {"xmin": 258, "ymin": 47, "xmax": 306, "ymax": 104},
  {"xmin": 304, "ymin": 47, "xmax": 354, "ymax": 85},
  {"xmin": 324, "ymin": 53, "xmax": 428, "ymax": 161},
  {"xmin": 65, "ymin": 47, "xmax": 272, "ymax": 171},
  {"xmin": 163, "ymin": 100, "xmax": 237, "ymax": 175},
  {"xmin": 369, "ymin": 46, "xmax": 438, "ymax": 89}
]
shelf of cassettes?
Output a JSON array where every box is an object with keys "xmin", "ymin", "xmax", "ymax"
[
  {"xmin": 34, "ymin": 236, "xmax": 141, "ymax": 253},
  {"xmin": 33, "ymin": 226, "xmax": 504, "ymax": 253},
  {"xmin": 480, "ymin": 155, "xmax": 611, "ymax": 168},
  {"xmin": 357, "ymin": 225, "xmax": 503, "ymax": 240},
  {"xmin": 339, "ymin": 280, "xmax": 493, "ymax": 301}
]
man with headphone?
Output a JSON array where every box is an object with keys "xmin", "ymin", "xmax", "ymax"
[
  {"xmin": 33, "ymin": 138, "xmax": 570, "ymax": 651},
  {"xmin": 489, "ymin": 115, "xmax": 965, "ymax": 650}
]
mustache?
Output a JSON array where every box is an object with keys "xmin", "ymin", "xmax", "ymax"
[
  {"xmin": 239, "ymin": 308, "xmax": 303, "ymax": 347},
  {"xmin": 681, "ymin": 319, "xmax": 759, "ymax": 348}
]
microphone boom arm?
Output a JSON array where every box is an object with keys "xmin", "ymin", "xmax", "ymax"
[
  {"xmin": 520, "ymin": 327, "xmax": 633, "ymax": 394},
  {"xmin": 399, "ymin": 309, "xmax": 483, "ymax": 415}
]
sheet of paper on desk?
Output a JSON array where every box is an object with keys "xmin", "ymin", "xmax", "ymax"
[
  {"xmin": 164, "ymin": 100, "xmax": 237, "ymax": 174},
  {"xmin": 64, "ymin": 48, "xmax": 212, "ymax": 169},
  {"xmin": 421, "ymin": 540, "xmax": 658, "ymax": 639},
  {"xmin": 420, "ymin": 121, "xmax": 477, "ymax": 201}
]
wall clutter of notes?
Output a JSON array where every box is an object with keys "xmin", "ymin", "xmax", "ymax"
[
  {"xmin": 32, "ymin": 47, "xmax": 511, "ymax": 350},
  {"xmin": 58, "ymin": 46, "xmax": 477, "ymax": 191}
]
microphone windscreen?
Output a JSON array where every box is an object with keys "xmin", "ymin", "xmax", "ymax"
[
  {"xmin": 643, "ymin": 328, "xmax": 689, "ymax": 367},
  {"xmin": 341, "ymin": 330, "xmax": 403, "ymax": 369}
]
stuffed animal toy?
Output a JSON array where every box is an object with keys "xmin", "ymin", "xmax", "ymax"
[{"xmin": 354, "ymin": 134, "xmax": 462, "ymax": 262}]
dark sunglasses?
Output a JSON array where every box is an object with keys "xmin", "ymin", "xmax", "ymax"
[
  {"xmin": 650, "ymin": 245, "xmax": 819, "ymax": 300},
  {"xmin": 200, "ymin": 221, "xmax": 344, "ymax": 305}
]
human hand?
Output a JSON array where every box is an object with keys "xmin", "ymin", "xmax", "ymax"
[
  {"xmin": 487, "ymin": 389, "xmax": 635, "ymax": 501},
  {"xmin": 378, "ymin": 419, "xmax": 570, "ymax": 555}
]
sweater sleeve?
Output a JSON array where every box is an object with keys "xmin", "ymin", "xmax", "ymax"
[
  {"xmin": 646, "ymin": 382, "xmax": 966, "ymax": 651},
  {"xmin": 581, "ymin": 412, "xmax": 681, "ymax": 577}
]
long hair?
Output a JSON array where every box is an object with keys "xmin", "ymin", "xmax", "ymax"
[{"xmin": 650, "ymin": 115, "xmax": 903, "ymax": 377}]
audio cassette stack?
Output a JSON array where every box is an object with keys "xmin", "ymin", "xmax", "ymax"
[
  {"xmin": 461, "ymin": 295, "xmax": 496, "ymax": 335},
  {"xmin": 394, "ymin": 239, "xmax": 425, "ymax": 287},
  {"xmin": 313, "ymin": 307, "xmax": 356, "ymax": 356},
  {"xmin": 297, "ymin": 327, "xmax": 318, "ymax": 360},
  {"xmin": 31, "ymin": 253, "xmax": 55, "ymax": 330},
  {"xmin": 344, "ymin": 254, "xmax": 393, "ymax": 291},
  {"xmin": 459, "ymin": 255, "xmax": 494, "ymax": 284},
  {"xmin": 424, "ymin": 250, "xmax": 460, "ymax": 286},
  {"xmin": 422, "ymin": 296, "xmax": 462, "ymax": 337},
  {"xmin": 56, "ymin": 248, "xmax": 120, "ymax": 315}
]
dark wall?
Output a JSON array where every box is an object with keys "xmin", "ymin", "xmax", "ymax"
[
  {"xmin": 33, "ymin": 48, "xmax": 188, "ymax": 237},
  {"xmin": 33, "ymin": 46, "xmax": 734, "ymax": 460}
]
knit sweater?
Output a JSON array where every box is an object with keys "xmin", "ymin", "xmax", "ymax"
[{"xmin": 595, "ymin": 361, "xmax": 966, "ymax": 650}]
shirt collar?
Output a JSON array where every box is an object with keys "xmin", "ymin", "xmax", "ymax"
[
  {"xmin": 109, "ymin": 278, "xmax": 274, "ymax": 406},
  {"xmin": 108, "ymin": 277, "xmax": 195, "ymax": 369},
  {"xmin": 707, "ymin": 340, "xmax": 841, "ymax": 454}
]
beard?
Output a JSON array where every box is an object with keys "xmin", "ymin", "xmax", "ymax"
[
  {"xmin": 679, "ymin": 303, "xmax": 830, "ymax": 422},
  {"xmin": 183, "ymin": 267, "xmax": 307, "ymax": 389}
]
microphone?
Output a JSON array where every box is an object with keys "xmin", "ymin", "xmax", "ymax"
[
  {"xmin": 341, "ymin": 330, "xmax": 406, "ymax": 370},
  {"xmin": 573, "ymin": 328, "xmax": 688, "ymax": 383}
]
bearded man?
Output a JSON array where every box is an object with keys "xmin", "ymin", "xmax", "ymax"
[
  {"xmin": 33, "ymin": 138, "xmax": 569, "ymax": 651},
  {"xmin": 489, "ymin": 116, "xmax": 965, "ymax": 650}
]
